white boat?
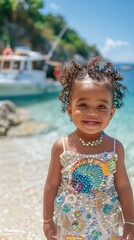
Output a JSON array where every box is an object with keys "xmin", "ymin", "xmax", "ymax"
[{"xmin": 0, "ymin": 47, "xmax": 61, "ymax": 99}]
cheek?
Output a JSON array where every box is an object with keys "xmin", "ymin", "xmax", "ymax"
[
  {"xmin": 71, "ymin": 109, "xmax": 82, "ymax": 120},
  {"xmin": 100, "ymin": 111, "xmax": 112, "ymax": 119},
  {"xmin": 106, "ymin": 112, "xmax": 114, "ymax": 121}
]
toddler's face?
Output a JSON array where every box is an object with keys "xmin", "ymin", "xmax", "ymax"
[{"xmin": 67, "ymin": 81, "xmax": 115, "ymax": 135}]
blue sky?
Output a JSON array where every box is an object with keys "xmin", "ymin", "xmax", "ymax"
[{"xmin": 42, "ymin": 0, "xmax": 134, "ymax": 63}]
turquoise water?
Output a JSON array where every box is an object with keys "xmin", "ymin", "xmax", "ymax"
[{"xmin": 14, "ymin": 67, "xmax": 134, "ymax": 185}]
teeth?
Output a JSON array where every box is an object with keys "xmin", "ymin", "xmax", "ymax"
[
  {"xmin": 83, "ymin": 120, "xmax": 100, "ymax": 125},
  {"xmin": 88, "ymin": 121, "xmax": 97, "ymax": 125}
]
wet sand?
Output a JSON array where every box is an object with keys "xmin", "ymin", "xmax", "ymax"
[{"xmin": 0, "ymin": 136, "xmax": 49, "ymax": 240}]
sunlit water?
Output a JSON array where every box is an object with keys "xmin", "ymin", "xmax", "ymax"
[{"xmin": 0, "ymin": 67, "xmax": 134, "ymax": 239}]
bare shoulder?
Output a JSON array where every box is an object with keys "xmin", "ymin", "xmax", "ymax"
[
  {"xmin": 48, "ymin": 138, "xmax": 64, "ymax": 171},
  {"xmin": 105, "ymin": 134, "xmax": 124, "ymax": 156},
  {"xmin": 115, "ymin": 139, "xmax": 125, "ymax": 157},
  {"xmin": 51, "ymin": 138, "xmax": 64, "ymax": 156},
  {"xmin": 114, "ymin": 139, "xmax": 125, "ymax": 169}
]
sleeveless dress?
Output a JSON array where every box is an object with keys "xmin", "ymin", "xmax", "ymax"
[{"xmin": 54, "ymin": 138, "xmax": 124, "ymax": 240}]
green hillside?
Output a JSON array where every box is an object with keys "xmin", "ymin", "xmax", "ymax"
[{"xmin": 0, "ymin": 0, "xmax": 100, "ymax": 61}]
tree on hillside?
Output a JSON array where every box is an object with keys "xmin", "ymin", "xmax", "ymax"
[
  {"xmin": 0, "ymin": 0, "xmax": 45, "ymax": 47},
  {"xmin": 0, "ymin": 0, "xmax": 100, "ymax": 60},
  {"xmin": 0, "ymin": 0, "xmax": 44, "ymax": 20}
]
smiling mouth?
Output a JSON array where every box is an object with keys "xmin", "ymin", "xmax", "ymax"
[{"xmin": 82, "ymin": 120, "xmax": 101, "ymax": 125}]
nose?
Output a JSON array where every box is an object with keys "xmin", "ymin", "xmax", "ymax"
[{"xmin": 86, "ymin": 107, "xmax": 97, "ymax": 115}]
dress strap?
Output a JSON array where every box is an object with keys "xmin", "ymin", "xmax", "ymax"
[
  {"xmin": 61, "ymin": 137, "xmax": 66, "ymax": 152},
  {"xmin": 113, "ymin": 139, "xmax": 116, "ymax": 153}
]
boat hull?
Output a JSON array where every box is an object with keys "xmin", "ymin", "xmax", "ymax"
[
  {"xmin": 0, "ymin": 81, "xmax": 61, "ymax": 99},
  {"xmin": 0, "ymin": 81, "xmax": 46, "ymax": 97}
]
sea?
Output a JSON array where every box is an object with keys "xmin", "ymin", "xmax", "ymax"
[{"xmin": 0, "ymin": 65, "xmax": 134, "ymax": 240}]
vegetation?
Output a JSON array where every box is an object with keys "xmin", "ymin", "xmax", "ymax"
[{"xmin": 0, "ymin": 0, "xmax": 100, "ymax": 61}]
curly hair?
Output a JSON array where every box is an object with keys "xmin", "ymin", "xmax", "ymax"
[{"xmin": 59, "ymin": 56, "xmax": 127, "ymax": 112}]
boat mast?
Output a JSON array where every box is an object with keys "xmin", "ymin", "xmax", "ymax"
[
  {"xmin": 44, "ymin": 25, "xmax": 67, "ymax": 78},
  {"xmin": 46, "ymin": 25, "xmax": 67, "ymax": 61}
]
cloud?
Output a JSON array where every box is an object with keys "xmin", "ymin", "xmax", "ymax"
[
  {"xmin": 49, "ymin": 3, "xmax": 60, "ymax": 10},
  {"xmin": 100, "ymin": 38, "xmax": 129, "ymax": 55},
  {"xmin": 98, "ymin": 38, "xmax": 132, "ymax": 62}
]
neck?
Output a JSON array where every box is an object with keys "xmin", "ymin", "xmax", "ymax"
[
  {"xmin": 76, "ymin": 130, "xmax": 103, "ymax": 141},
  {"xmin": 74, "ymin": 130, "xmax": 104, "ymax": 147}
]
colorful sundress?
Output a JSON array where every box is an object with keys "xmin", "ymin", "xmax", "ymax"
[{"xmin": 54, "ymin": 138, "xmax": 124, "ymax": 240}]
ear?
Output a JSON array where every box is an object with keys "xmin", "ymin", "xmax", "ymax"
[
  {"xmin": 66, "ymin": 104, "xmax": 72, "ymax": 118},
  {"xmin": 110, "ymin": 107, "xmax": 116, "ymax": 120}
]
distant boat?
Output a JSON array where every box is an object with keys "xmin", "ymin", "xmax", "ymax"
[
  {"xmin": 0, "ymin": 47, "xmax": 61, "ymax": 99},
  {"xmin": 119, "ymin": 64, "xmax": 134, "ymax": 71}
]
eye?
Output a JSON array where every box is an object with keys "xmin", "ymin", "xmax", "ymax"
[
  {"xmin": 98, "ymin": 105, "xmax": 107, "ymax": 110},
  {"xmin": 78, "ymin": 103, "xmax": 88, "ymax": 108}
]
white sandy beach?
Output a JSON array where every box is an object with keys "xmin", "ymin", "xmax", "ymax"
[{"xmin": 0, "ymin": 135, "xmax": 50, "ymax": 240}]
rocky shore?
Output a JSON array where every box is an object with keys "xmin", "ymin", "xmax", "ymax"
[{"xmin": 0, "ymin": 100, "xmax": 50, "ymax": 137}]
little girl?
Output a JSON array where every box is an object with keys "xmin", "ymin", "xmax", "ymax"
[{"xmin": 43, "ymin": 57, "xmax": 134, "ymax": 240}]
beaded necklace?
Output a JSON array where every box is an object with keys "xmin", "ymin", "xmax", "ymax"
[{"xmin": 74, "ymin": 131, "xmax": 104, "ymax": 147}]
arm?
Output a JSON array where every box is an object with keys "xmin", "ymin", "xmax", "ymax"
[
  {"xmin": 43, "ymin": 139, "xmax": 63, "ymax": 239},
  {"xmin": 114, "ymin": 140, "xmax": 134, "ymax": 239}
]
